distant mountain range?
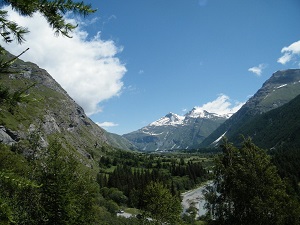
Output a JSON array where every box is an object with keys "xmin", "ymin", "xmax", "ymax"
[
  {"xmin": 201, "ymin": 69, "xmax": 300, "ymax": 148},
  {"xmin": 123, "ymin": 108, "xmax": 228, "ymax": 151},
  {"xmin": 124, "ymin": 69, "xmax": 300, "ymax": 151},
  {"xmin": 3, "ymin": 50, "xmax": 300, "ymax": 155}
]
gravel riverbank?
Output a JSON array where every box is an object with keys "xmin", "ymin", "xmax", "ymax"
[{"xmin": 181, "ymin": 181, "xmax": 213, "ymax": 217}]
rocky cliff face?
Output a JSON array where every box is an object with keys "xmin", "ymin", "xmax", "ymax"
[{"xmin": 0, "ymin": 52, "xmax": 134, "ymax": 164}]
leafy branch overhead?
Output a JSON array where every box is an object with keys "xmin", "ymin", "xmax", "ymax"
[{"xmin": 0, "ymin": 0, "xmax": 96, "ymax": 44}]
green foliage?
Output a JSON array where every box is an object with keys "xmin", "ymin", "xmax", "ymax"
[
  {"xmin": 98, "ymin": 151, "xmax": 209, "ymax": 210},
  {"xmin": 0, "ymin": 140, "xmax": 105, "ymax": 225},
  {"xmin": 0, "ymin": 143, "xmax": 39, "ymax": 224},
  {"xmin": 0, "ymin": 9, "xmax": 28, "ymax": 44},
  {"xmin": 204, "ymin": 138, "xmax": 300, "ymax": 225},
  {"xmin": 100, "ymin": 187, "xmax": 128, "ymax": 205},
  {"xmin": 142, "ymin": 181, "xmax": 182, "ymax": 224},
  {"xmin": 37, "ymin": 140, "xmax": 99, "ymax": 225},
  {"xmin": 0, "ymin": 84, "xmax": 9, "ymax": 103},
  {"xmin": 0, "ymin": 81, "xmax": 36, "ymax": 113},
  {"xmin": 0, "ymin": 170, "xmax": 39, "ymax": 188},
  {"xmin": 0, "ymin": 0, "xmax": 95, "ymax": 44},
  {"xmin": 271, "ymin": 146, "xmax": 300, "ymax": 196},
  {"xmin": 182, "ymin": 205, "xmax": 198, "ymax": 224}
]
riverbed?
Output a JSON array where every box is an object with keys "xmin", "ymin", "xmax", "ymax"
[{"xmin": 181, "ymin": 181, "xmax": 213, "ymax": 218}]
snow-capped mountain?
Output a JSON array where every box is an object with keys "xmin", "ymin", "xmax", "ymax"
[
  {"xmin": 123, "ymin": 108, "xmax": 228, "ymax": 151},
  {"xmin": 149, "ymin": 108, "xmax": 232, "ymax": 127},
  {"xmin": 186, "ymin": 107, "xmax": 232, "ymax": 119},
  {"xmin": 149, "ymin": 113, "xmax": 185, "ymax": 126}
]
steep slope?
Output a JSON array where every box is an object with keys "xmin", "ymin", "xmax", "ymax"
[
  {"xmin": 201, "ymin": 69, "xmax": 300, "ymax": 147},
  {"xmin": 123, "ymin": 109, "xmax": 227, "ymax": 151},
  {"xmin": 228, "ymin": 93, "xmax": 300, "ymax": 149},
  {"xmin": 0, "ymin": 52, "xmax": 134, "ymax": 165},
  {"xmin": 105, "ymin": 131, "xmax": 137, "ymax": 150}
]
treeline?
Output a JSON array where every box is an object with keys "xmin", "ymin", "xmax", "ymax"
[
  {"xmin": 0, "ymin": 141, "xmax": 143, "ymax": 225},
  {"xmin": 97, "ymin": 151, "xmax": 209, "ymax": 210}
]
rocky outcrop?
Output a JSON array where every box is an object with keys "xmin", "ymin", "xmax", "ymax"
[
  {"xmin": 0, "ymin": 126, "xmax": 20, "ymax": 145},
  {"xmin": 0, "ymin": 51, "xmax": 135, "ymax": 164}
]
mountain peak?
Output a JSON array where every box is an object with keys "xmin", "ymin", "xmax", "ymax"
[
  {"xmin": 149, "ymin": 112, "xmax": 184, "ymax": 126},
  {"xmin": 186, "ymin": 107, "xmax": 208, "ymax": 118},
  {"xmin": 201, "ymin": 69, "xmax": 300, "ymax": 147},
  {"xmin": 124, "ymin": 107, "xmax": 227, "ymax": 151},
  {"xmin": 165, "ymin": 112, "xmax": 177, "ymax": 118},
  {"xmin": 185, "ymin": 107, "xmax": 231, "ymax": 119}
]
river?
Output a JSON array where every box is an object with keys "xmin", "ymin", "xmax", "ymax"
[{"xmin": 181, "ymin": 181, "xmax": 213, "ymax": 218}]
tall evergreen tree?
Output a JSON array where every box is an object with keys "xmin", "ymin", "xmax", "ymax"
[
  {"xmin": 204, "ymin": 138, "xmax": 300, "ymax": 225},
  {"xmin": 38, "ymin": 140, "xmax": 99, "ymax": 225}
]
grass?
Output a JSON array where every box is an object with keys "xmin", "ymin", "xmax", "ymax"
[{"xmin": 124, "ymin": 207, "xmax": 140, "ymax": 215}]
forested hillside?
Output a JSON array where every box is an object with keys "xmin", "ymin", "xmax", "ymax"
[
  {"xmin": 227, "ymin": 93, "xmax": 300, "ymax": 149},
  {"xmin": 201, "ymin": 69, "xmax": 300, "ymax": 147}
]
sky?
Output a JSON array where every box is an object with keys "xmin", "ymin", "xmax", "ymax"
[{"xmin": 1, "ymin": 0, "xmax": 300, "ymax": 135}]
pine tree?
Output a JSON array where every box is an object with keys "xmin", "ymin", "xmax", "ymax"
[
  {"xmin": 0, "ymin": 0, "xmax": 95, "ymax": 47},
  {"xmin": 204, "ymin": 138, "xmax": 300, "ymax": 225},
  {"xmin": 38, "ymin": 140, "xmax": 99, "ymax": 225}
]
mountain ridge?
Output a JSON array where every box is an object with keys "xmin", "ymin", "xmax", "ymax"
[
  {"xmin": 201, "ymin": 69, "xmax": 300, "ymax": 147},
  {"xmin": 123, "ymin": 107, "xmax": 228, "ymax": 151},
  {"xmin": 0, "ymin": 51, "xmax": 135, "ymax": 165},
  {"xmin": 228, "ymin": 93, "xmax": 300, "ymax": 149}
]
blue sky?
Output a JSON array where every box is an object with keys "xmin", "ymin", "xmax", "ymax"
[{"xmin": 2, "ymin": 0, "xmax": 300, "ymax": 135}]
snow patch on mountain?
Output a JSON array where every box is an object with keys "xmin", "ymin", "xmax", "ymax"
[
  {"xmin": 186, "ymin": 108, "xmax": 226, "ymax": 119},
  {"xmin": 212, "ymin": 131, "xmax": 227, "ymax": 146},
  {"xmin": 149, "ymin": 108, "xmax": 235, "ymax": 128},
  {"xmin": 192, "ymin": 95, "xmax": 244, "ymax": 118},
  {"xmin": 141, "ymin": 130, "xmax": 164, "ymax": 136},
  {"xmin": 147, "ymin": 95, "xmax": 244, "ymax": 128},
  {"xmin": 150, "ymin": 113, "xmax": 185, "ymax": 126},
  {"xmin": 276, "ymin": 84, "xmax": 287, "ymax": 89}
]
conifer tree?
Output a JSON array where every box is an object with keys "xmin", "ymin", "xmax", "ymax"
[
  {"xmin": 38, "ymin": 140, "xmax": 99, "ymax": 225},
  {"xmin": 0, "ymin": 0, "xmax": 95, "ymax": 47},
  {"xmin": 204, "ymin": 138, "xmax": 300, "ymax": 225}
]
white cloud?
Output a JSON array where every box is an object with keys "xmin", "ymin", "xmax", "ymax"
[
  {"xmin": 248, "ymin": 64, "xmax": 267, "ymax": 76},
  {"xmin": 277, "ymin": 40, "xmax": 300, "ymax": 65},
  {"xmin": 0, "ymin": 6, "xmax": 126, "ymax": 115},
  {"xmin": 96, "ymin": 122, "xmax": 119, "ymax": 128},
  {"xmin": 196, "ymin": 94, "xmax": 244, "ymax": 116}
]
